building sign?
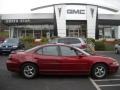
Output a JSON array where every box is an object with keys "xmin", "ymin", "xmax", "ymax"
[
  {"xmin": 4, "ymin": 19, "xmax": 30, "ymax": 23},
  {"xmin": 67, "ymin": 9, "xmax": 85, "ymax": 14},
  {"xmin": 66, "ymin": 5, "xmax": 87, "ymax": 20}
]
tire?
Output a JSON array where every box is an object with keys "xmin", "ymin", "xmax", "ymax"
[
  {"xmin": 115, "ymin": 48, "xmax": 119, "ymax": 54},
  {"xmin": 91, "ymin": 64, "xmax": 108, "ymax": 79},
  {"xmin": 21, "ymin": 63, "xmax": 38, "ymax": 79}
]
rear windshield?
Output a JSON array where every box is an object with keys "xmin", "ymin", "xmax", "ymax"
[{"xmin": 58, "ymin": 38, "xmax": 81, "ymax": 44}]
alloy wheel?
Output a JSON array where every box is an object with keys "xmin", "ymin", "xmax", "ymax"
[{"xmin": 21, "ymin": 63, "xmax": 38, "ymax": 79}]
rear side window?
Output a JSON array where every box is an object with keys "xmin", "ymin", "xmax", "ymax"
[
  {"xmin": 58, "ymin": 38, "xmax": 81, "ymax": 44},
  {"xmin": 36, "ymin": 46, "xmax": 58, "ymax": 56}
]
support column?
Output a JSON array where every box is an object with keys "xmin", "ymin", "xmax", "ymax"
[
  {"xmin": 33, "ymin": 29, "xmax": 35, "ymax": 38},
  {"xmin": 25, "ymin": 28, "xmax": 26, "ymax": 37},
  {"xmin": 9, "ymin": 27, "xmax": 11, "ymax": 38},
  {"xmin": 55, "ymin": 5, "xmax": 66, "ymax": 37},
  {"xmin": 117, "ymin": 26, "xmax": 120, "ymax": 39},
  {"xmin": 87, "ymin": 5, "xmax": 98, "ymax": 39},
  {"xmin": 17, "ymin": 28, "xmax": 19, "ymax": 38},
  {"xmin": 11, "ymin": 27, "xmax": 14, "ymax": 38}
]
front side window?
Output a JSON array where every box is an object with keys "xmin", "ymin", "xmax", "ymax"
[{"xmin": 60, "ymin": 46, "xmax": 78, "ymax": 56}]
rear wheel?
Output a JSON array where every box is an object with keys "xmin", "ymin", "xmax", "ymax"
[
  {"xmin": 21, "ymin": 63, "xmax": 38, "ymax": 79},
  {"xmin": 91, "ymin": 64, "xmax": 108, "ymax": 79}
]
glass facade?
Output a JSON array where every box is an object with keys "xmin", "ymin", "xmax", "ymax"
[
  {"xmin": 66, "ymin": 21, "xmax": 87, "ymax": 38},
  {"xmin": 1, "ymin": 18, "xmax": 120, "ymax": 39},
  {"xmin": 10, "ymin": 25, "xmax": 54, "ymax": 39},
  {"xmin": 98, "ymin": 25, "xmax": 118, "ymax": 39}
]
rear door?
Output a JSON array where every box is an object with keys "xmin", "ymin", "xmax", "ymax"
[{"xmin": 34, "ymin": 45, "xmax": 61, "ymax": 73}]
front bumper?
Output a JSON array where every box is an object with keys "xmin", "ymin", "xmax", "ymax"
[
  {"xmin": 109, "ymin": 62, "xmax": 119, "ymax": 73},
  {"xmin": 0, "ymin": 48, "xmax": 17, "ymax": 53}
]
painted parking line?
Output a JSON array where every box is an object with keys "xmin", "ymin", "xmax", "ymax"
[
  {"xmin": 89, "ymin": 78, "xmax": 101, "ymax": 90},
  {"xmin": 94, "ymin": 79, "xmax": 120, "ymax": 82},
  {"xmin": 89, "ymin": 76, "xmax": 120, "ymax": 90},
  {"xmin": 99, "ymin": 84, "xmax": 120, "ymax": 87}
]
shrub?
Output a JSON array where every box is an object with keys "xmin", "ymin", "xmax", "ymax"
[
  {"xmin": 0, "ymin": 31, "xmax": 9, "ymax": 38},
  {"xmin": 21, "ymin": 36, "xmax": 34, "ymax": 43},
  {"xmin": 87, "ymin": 38, "xmax": 95, "ymax": 44},
  {"xmin": 95, "ymin": 41, "xmax": 105, "ymax": 51},
  {"xmin": 21, "ymin": 36, "xmax": 35, "ymax": 49},
  {"xmin": 40, "ymin": 37, "xmax": 49, "ymax": 44}
]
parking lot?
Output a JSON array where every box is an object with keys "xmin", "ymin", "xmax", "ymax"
[
  {"xmin": 0, "ymin": 51, "xmax": 120, "ymax": 90},
  {"xmin": 90, "ymin": 51, "xmax": 120, "ymax": 90}
]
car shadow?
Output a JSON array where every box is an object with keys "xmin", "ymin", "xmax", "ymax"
[{"xmin": 10, "ymin": 73, "xmax": 89, "ymax": 80}]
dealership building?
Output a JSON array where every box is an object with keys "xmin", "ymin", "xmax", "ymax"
[{"xmin": 1, "ymin": 3, "xmax": 120, "ymax": 39}]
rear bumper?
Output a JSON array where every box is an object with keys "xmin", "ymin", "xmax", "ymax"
[{"xmin": 6, "ymin": 60, "xmax": 20, "ymax": 72}]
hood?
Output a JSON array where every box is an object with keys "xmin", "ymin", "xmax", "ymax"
[
  {"xmin": 1, "ymin": 42, "xmax": 18, "ymax": 46},
  {"xmin": 88, "ymin": 55, "xmax": 116, "ymax": 62}
]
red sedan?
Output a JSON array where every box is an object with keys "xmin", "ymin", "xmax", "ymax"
[{"xmin": 6, "ymin": 44, "xmax": 119, "ymax": 79}]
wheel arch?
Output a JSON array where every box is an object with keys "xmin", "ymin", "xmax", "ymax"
[{"xmin": 20, "ymin": 61, "xmax": 39, "ymax": 72}]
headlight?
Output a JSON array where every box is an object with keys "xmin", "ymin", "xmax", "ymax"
[
  {"xmin": 112, "ymin": 61, "xmax": 119, "ymax": 66},
  {"xmin": 13, "ymin": 45, "xmax": 18, "ymax": 48}
]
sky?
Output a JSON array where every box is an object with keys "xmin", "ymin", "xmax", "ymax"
[{"xmin": 0, "ymin": 0, "xmax": 120, "ymax": 14}]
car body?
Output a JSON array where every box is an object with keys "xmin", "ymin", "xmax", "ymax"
[
  {"xmin": 115, "ymin": 43, "xmax": 120, "ymax": 54},
  {"xmin": 49, "ymin": 37, "xmax": 87, "ymax": 50},
  {"xmin": 0, "ymin": 38, "xmax": 24, "ymax": 54},
  {"xmin": 6, "ymin": 44, "xmax": 119, "ymax": 79}
]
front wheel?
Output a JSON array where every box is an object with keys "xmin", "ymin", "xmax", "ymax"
[
  {"xmin": 91, "ymin": 64, "xmax": 108, "ymax": 79},
  {"xmin": 21, "ymin": 63, "xmax": 38, "ymax": 79}
]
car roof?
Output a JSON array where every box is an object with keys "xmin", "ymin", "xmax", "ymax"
[
  {"xmin": 25, "ymin": 43, "xmax": 77, "ymax": 53},
  {"xmin": 40, "ymin": 43, "xmax": 73, "ymax": 47},
  {"xmin": 56, "ymin": 37, "xmax": 84, "ymax": 39}
]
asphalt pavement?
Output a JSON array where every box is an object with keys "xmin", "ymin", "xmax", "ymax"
[{"xmin": 0, "ymin": 51, "xmax": 120, "ymax": 90}]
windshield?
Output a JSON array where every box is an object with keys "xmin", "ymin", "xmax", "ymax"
[{"xmin": 4, "ymin": 38, "xmax": 19, "ymax": 44}]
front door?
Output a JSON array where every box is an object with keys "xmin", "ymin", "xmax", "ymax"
[{"xmin": 58, "ymin": 46, "xmax": 89, "ymax": 74}]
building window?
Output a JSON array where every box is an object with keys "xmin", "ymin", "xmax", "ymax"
[{"xmin": 98, "ymin": 25, "xmax": 117, "ymax": 39}]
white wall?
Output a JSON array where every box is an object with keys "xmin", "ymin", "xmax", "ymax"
[
  {"xmin": 55, "ymin": 4, "xmax": 98, "ymax": 38},
  {"xmin": 55, "ymin": 5, "xmax": 66, "ymax": 37},
  {"xmin": 117, "ymin": 26, "xmax": 120, "ymax": 39},
  {"xmin": 87, "ymin": 5, "xmax": 98, "ymax": 39}
]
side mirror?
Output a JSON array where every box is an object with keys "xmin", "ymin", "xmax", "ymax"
[{"xmin": 78, "ymin": 53, "xmax": 85, "ymax": 57}]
